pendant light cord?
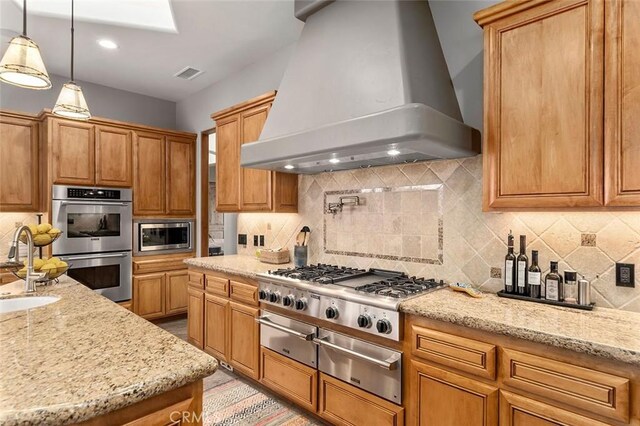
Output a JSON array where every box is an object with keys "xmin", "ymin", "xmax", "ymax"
[
  {"xmin": 70, "ymin": 0, "xmax": 74, "ymax": 82},
  {"xmin": 22, "ymin": 0, "xmax": 27, "ymax": 36}
]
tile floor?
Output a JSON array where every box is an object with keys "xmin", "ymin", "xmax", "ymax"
[{"xmin": 156, "ymin": 317, "xmax": 322, "ymax": 425}]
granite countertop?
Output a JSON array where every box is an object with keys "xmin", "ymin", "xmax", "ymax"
[
  {"xmin": 184, "ymin": 254, "xmax": 293, "ymax": 278},
  {"xmin": 400, "ymin": 289, "xmax": 640, "ymax": 366},
  {"xmin": 0, "ymin": 277, "xmax": 218, "ymax": 426}
]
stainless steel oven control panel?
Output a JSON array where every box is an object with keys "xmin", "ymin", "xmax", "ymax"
[{"xmin": 259, "ymin": 281, "xmax": 401, "ymax": 341}]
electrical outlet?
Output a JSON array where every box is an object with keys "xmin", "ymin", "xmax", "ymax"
[
  {"xmin": 253, "ymin": 235, "xmax": 259, "ymax": 246},
  {"xmin": 237, "ymin": 234, "xmax": 247, "ymax": 245},
  {"xmin": 616, "ymin": 263, "xmax": 635, "ymax": 287},
  {"xmin": 259, "ymin": 235, "xmax": 265, "ymax": 247}
]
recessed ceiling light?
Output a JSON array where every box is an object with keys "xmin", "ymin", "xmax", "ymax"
[
  {"xmin": 98, "ymin": 39, "xmax": 118, "ymax": 49},
  {"xmin": 329, "ymin": 158, "xmax": 340, "ymax": 164},
  {"xmin": 284, "ymin": 164, "xmax": 295, "ymax": 170},
  {"xmin": 387, "ymin": 149, "xmax": 400, "ymax": 156}
]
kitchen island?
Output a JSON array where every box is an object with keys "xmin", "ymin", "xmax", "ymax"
[{"xmin": 0, "ymin": 277, "xmax": 217, "ymax": 426}]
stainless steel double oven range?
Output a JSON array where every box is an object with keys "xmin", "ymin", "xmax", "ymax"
[
  {"xmin": 257, "ymin": 265, "xmax": 445, "ymax": 406},
  {"xmin": 52, "ymin": 185, "xmax": 132, "ymax": 302}
]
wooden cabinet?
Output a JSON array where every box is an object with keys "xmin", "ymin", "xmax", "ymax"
[
  {"xmin": 133, "ymin": 273, "xmax": 166, "ymax": 320},
  {"xmin": 260, "ymin": 347, "xmax": 318, "ymax": 412},
  {"xmin": 499, "ymin": 390, "xmax": 609, "ymax": 426},
  {"xmin": 132, "ymin": 254, "xmax": 192, "ymax": 320},
  {"xmin": 51, "ymin": 118, "xmax": 96, "ymax": 185},
  {"xmin": 318, "ymin": 372, "xmax": 405, "ymax": 426},
  {"xmin": 476, "ymin": 0, "xmax": 605, "ymax": 209},
  {"xmin": 95, "ymin": 125, "xmax": 132, "ymax": 187},
  {"xmin": 187, "ymin": 286, "xmax": 204, "ymax": 349},
  {"xmin": 604, "ymin": 0, "xmax": 640, "ymax": 205},
  {"xmin": 409, "ymin": 361, "xmax": 498, "ymax": 426},
  {"xmin": 212, "ymin": 91, "xmax": 298, "ymax": 213},
  {"xmin": 133, "ymin": 132, "xmax": 195, "ymax": 217},
  {"xmin": 228, "ymin": 301, "xmax": 260, "ymax": 379},
  {"xmin": 0, "ymin": 112, "xmax": 40, "ymax": 212},
  {"xmin": 204, "ymin": 293, "xmax": 228, "ymax": 361}
]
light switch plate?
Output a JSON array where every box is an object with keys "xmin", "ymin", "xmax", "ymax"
[{"xmin": 616, "ymin": 263, "xmax": 634, "ymax": 287}]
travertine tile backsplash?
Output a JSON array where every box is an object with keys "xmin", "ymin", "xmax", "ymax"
[
  {"xmin": 0, "ymin": 213, "xmax": 39, "ymax": 258},
  {"xmin": 238, "ymin": 155, "xmax": 640, "ymax": 313}
]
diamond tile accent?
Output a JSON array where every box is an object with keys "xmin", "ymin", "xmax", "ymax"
[
  {"xmin": 597, "ymin": 219, "xmax": 640, "ymax": 260},
  {"xmin": 540, "ymin": 219, "xmax": 581, "ymax": 258},
  {"xmin": 581, "ymin": 233, "xmax": 597, "ymax": 246}
]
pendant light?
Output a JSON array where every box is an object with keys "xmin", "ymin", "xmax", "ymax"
[
  {"xmin": 53, "ymin": 0, "xmax": 91, "ymax": 120},
  {"xmin": 0, "ymin": 0, "xmax": 52, "ymax": 89}
]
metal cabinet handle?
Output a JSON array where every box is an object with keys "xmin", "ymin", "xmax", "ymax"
[
  {"xmin": 312, "ymin": 337, "xmax": 400, "ymax": 370},
  {"xmin": 60, "ymin": 201, "xmax": 129, "ymax": 206},
  {"xmin": 256, "ymin": 316, "xmax": 315, "ymax": 341}
]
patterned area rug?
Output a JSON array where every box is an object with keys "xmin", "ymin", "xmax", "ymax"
[{"xmin": 203, "ymin": 372, "xmax": 319, "ymax": 426}]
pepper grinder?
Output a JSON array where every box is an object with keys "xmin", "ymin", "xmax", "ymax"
[{"xmin": 578, "ymin": 275, "xmax": 591, "ymax": 306}]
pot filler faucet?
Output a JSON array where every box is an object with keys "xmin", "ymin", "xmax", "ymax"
[{"xmin": 6, "ymin": 226, "xmax": 43, "ymax": 293}]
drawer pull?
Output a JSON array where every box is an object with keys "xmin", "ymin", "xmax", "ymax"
[
  {"xmin": 257, "ymin": 316, "xmax": 315, "ymax": 341},
  {"xmin": 313, "ymin": 337, "xmax": 400, "ymax": 371}
]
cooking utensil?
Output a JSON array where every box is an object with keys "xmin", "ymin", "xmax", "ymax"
[
  {"xmin": 296, "ymin": 230, "xmax": 305, "ymax": 246},
  {"xmin": 301, "ymin": 226, "xmax": 311, "ymax": 246}
]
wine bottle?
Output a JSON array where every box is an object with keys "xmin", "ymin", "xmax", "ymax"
[
  {"xmin": 504, "ymin": 231, "xmax": 516, "ymax": 293},
  {"xmin": 544, "ymin": 261, "xmax": 564, "ymax": 301},
  {"xmin": 527, "ymin": 250, "xmax": 541, "ymax": 298},
  {"xmin": 516, "ymin": 235, "xmax": 528, "ymax": 295}
]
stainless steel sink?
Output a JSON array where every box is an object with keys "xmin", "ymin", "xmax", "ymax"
[{"xmin": 0, "ymin": 296, "xmax": 59, "ymax": 314}]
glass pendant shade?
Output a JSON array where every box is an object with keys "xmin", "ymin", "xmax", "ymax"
[
  {"xmin": 0, "ymin": 35, "xmax": 52, "ymax": 89},
  {"xmin": 53, "ymin": 82, "xmax": 91, "ymax": 120}
]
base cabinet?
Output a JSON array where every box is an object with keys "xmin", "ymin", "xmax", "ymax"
[
  {"xmin": 260, "ymin": 347, "xmax": 318, "ymax": 413},
  {"xmin": 409, "ymin": 361, "xmax": 498, "ymax": 426},
  {"xmin": 187, "ymin": 286, "xmax": 204, "ymax": 349},
  {"xmin": 229, "ymin": 301, "xmax": 260, "ymax": 380},
  {"xmin": 318, "ymin": 373, "xmax": 404, "ymax": 426},
  {"xmin": 133, "ymin": 273, "xmax": 166, "ymax": 320},
  {"xmin": 166, "ymin": 270, "xmax": 189, "ymax": 315},
  {"xmin": 204, "ymin": 293, "xmax": 229, "ymax": 362}
]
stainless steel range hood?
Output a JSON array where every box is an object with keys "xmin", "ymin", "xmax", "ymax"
[{"xmin": 241, "ymin": 0, "xmax": 480, "ymax": 174}]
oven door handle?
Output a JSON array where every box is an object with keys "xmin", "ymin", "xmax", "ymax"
[
  {"xmin": 58, "ymin": 253, "xmax": 129, "ymax": 261},
  {"xmin": 312, "ymin": 337, "xmax": 400, "ymax": 370},
  {"xmin": 60, "ymin": 201, "xmax": 129, "ymax": 207},
  {"xmin": 256, "ymin": 316, "xmax": 315, "ymax": 341}
]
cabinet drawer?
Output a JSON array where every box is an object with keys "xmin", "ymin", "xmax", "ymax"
[
  {"xmin": 500, "ymin": 348, "xmax": 630, "ymax": 423},
  {"xmin": 260, "ymin": 348, "xmax": 317, "ymax": 412},
  {"xmin": 133, "ymin": 256, "xmax": 189, "ymax": 274},
  {"xmin": 230, "ymin": 280, "xmax": 258, "ymax": 306},
  {"xmin": 206, "ymin": 275, "xmax": 229, "ymax": 297},
  {"xmin": 188, "ymin": 271, "xmax": 204, "ymax": 289},
  {"xmin": 411, "ymin": 325, "xmax": 496, "ymax": 380},
  {"xmin": 318, "ymin": 373, "xmax": 404, "ymax": 426}
]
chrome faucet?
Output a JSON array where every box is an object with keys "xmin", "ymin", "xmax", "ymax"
[{"xmin": 7, "ymin": 226, "xmax": 42, "ymax": 293}]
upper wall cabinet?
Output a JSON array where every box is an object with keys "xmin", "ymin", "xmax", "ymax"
[
  {"xmin": 133, "ymin": 132, "xmax": 196, "ymax": 217},
  {"xmin": 0, "ymin": 112, "xmax": 40, "ymax": 212},
  {"xmin": 604, "ymin": 0, "xmax": 640, "ymax": 205},
  {"xmin": 476, "ymin": 0, "xmax": 605, "ymax": 209},
  {"xmin": 212, "ymin": 91, "xmax": 298, "ymax": 213}
]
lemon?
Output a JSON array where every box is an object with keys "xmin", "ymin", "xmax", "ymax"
[
  {"xmin": 49, "ymin": 257, "xmax": 60, "ymax": 263},
  {"xmin": 27, "ymin": 224, "xmax": 39, "ymax": 235},
  {"xmin": 37, "ymin": 223, "xmax": 52, "ymax": 234},
  {"xmin": 55, "ymin": 261, "xmax": 68, "ymax": 269},
  {"xmin": 40, "ymin": 263, "xmax": 57, "ymax": 275},
  {"xmin": 48, "ymin": 228, "xmax": 61, "ymax": 236},
  {"xmin": 16, "ymin": 267, "xmax": 27, "ymax": 278},
  {"xmin": 33, "ymin": 258, "xmax": 45, "ymax": 270},
  {"xmin": 33, "ymin": 234, "xmax": 52, "ymax": 246}
]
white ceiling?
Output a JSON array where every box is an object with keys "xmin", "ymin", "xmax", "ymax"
[{"xmin": 0, "ymin": 0, "xmax": 303, "ymax": 101}]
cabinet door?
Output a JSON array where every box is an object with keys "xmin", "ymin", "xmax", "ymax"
[
  {"xmin": 0, "ymin": 115, "xmax": 39, "ymax": 212},
  {"xmin": 133, "ymin": 132, "xmax": 165, "ymax": 216},
  {"xmin": 204, "ymin": 294, "xmax": 229, "ymax": 362},
  {"xmin": 499, "ymin": 390, "xmax": 609, "ymax": 426},
  {"xmin": 409, "ymin": 360, "xmax": 498, "ymax": 426},
  {"xmin": 95, "ymin": 125, "xmax": 132, "ymax": 187},
  {"xmin": 187, "ymin": 286, "xmax": 205, "ymax": 349},
  {"xmin": 166, "ymin": 136, "xmax": 195, "ymax": 215},
  {"xmin": 215, "ymin": 117, "xmax": 241, "ymax": 212},
  {"xmin": 482, "ymin": 0, "xmax": 604, "ymax": 209},
  {"xmin": 273, "ymin": 171, "xmax": 298, "ymax": 212},
  {"xmin": 51, "ymin": 119, "xmax": 95, "ymax": 185},
  {"xmin": 133, "ymin": 273, "xmax": 165, "ymax": 319},
  {"xmin": 240, "ymin": 104, "xmax": 272, "ymax": 211},
  {"xmin": 318, "ymin": 373, "xmax": 404, "ymax": 426},
  {"xmin": 260, "ymin": 347, "xmax": 318, "ymax": 412},
  {"xmin": 165, "ymin": 270, "xmax": 189, "ymax": 315},
  {"xmin": 605, "ymin": 0, "xmax": 640, "ymax": 205},
  {"xmin": 228, "ymin": 301, "xmax": 259, "ymax": 380}
]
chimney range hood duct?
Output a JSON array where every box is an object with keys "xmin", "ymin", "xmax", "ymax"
[{"xmin": 241, "ymin": 0, "xmax": 480, "ymax": 174}]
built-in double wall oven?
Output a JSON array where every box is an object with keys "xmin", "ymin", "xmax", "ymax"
[
  {"xmin": 258, "ymin": 311, "xmax": 402, "ymax": 404},
  {"xmin": 52, "ymin": 185, "xmax": 132, "ymax": 302}
]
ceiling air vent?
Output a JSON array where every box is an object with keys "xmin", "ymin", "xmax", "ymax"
[{"xmin": 174, "ymin": 66, "xmax": 203, "ymax": 80}]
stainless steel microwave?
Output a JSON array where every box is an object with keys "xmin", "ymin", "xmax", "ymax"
[{"xmin": 133, "ymin": 219, "xmax": 194, "ymax": 256}]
